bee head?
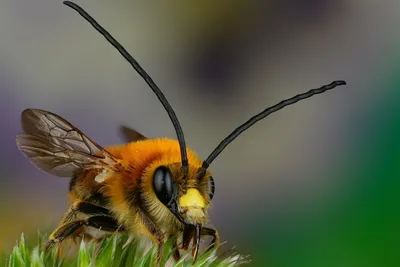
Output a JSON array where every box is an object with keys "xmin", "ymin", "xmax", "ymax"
[{"xmin": 151, "ymin": 164, "xmax": 214, "ymax": 226}]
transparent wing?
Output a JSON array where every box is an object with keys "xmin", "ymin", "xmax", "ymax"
[
  {"xmin": 16, "ymin": 109, "xmax": 120, "ymax": 177},
  {"xmin": 119, "ymin": 125, "xmax": 147, "ymax": 143}
]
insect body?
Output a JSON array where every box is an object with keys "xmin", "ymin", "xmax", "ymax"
[
  {"xmin": 16, "ymin": 109, "xmax": 215, "ymax": 263},
  {"xmin": 16, "ymin": 1, "xmax": 346, "ymax": 265}
]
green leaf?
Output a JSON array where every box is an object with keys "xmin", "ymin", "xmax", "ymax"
[
  {"xmin": 77, "ymin": 240, "xmax": 90, "ymax": 267},
  {"xmin": 173, "ymin": 254, "xmax": 188, "ymax": 267},
  {"xmin": 160, "ymin": 237, "xmax": 176, "ymax": 266},
  {"xmin": 96, "ymin": 236, "xmax": 114, "ymax": 266},
  {"xmin": 138, "ymin": 246, "xmax": 154, "ymax": 267},
  {"xmin": 4, "ymin": 232, "xmax": 247, "ymax": 267},
  {"xmin": 30, "ymin": 247, "xmax": 44, "ymax": 267}
]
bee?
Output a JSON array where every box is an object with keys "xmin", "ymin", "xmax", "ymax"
[{"xmin": 15, "ymin": 1, "xmax": 346, "ymax": 265}]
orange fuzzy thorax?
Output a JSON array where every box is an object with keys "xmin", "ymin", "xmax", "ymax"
[{"xmin": 106, "ymin": 138, "xmax": 203, "ymax": 171}]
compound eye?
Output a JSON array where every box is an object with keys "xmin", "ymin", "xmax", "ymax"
[
  {"xmin": 208, "ymin": 176, "xmax": 215, "ymax": 200},
  {"xmin": 153, "ymin": 166, "xmax": 175, "ymax": 205}
]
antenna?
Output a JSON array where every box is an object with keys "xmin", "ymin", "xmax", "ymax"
[
  {"xmin": 63, "ymin": 1, "xmax": 189, "ymax": 172},
  {"xmin": 201, "ymin": 80, "xmax": 346, "ymax": 170}
]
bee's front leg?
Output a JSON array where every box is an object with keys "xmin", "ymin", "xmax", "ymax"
[
  {"xmin": 172, "ymin": 238, "xmax": 181, "ymax": 261},
  {"xmin": 201, "ymin": 227, "xmax": 220, "ymax": 251},
  {"xmin": 139, "ymin": 213, "xmax": 165, "ymax": 267}
]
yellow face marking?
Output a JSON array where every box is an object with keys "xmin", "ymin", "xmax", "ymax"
[{"xmin": 179, "ymin": 188, "xmax": 205, "ymax": 208}]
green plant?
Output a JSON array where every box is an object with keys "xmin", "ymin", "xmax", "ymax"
[{"xmin": 3, "ymin": 233, "xmax": 248, "ymax": 267}]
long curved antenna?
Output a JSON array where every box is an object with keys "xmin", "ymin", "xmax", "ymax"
[
  {"xmin": 63, "ymin": 1, "xmax": 189, "ymax": 171},
  {"xmin": 201, "ymin": 80, "xmax": 346, "ymax": 170}
]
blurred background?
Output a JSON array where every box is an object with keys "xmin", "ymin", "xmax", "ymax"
[{"xmin": 0, "ymin": 0, "xmax": 399, "ymax": 266}]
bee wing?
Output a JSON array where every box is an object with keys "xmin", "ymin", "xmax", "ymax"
[
  {"xmin": 16, "ymin": 109, "xmax": 120, "ymax": 177},
  {"xmin": 119, "ymin": 125, "xmax": 147, "ymax": 143}
]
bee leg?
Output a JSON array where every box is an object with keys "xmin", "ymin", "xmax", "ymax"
[
  {"xmin": 156, "ymin": 242, "xmax": 164, "ymax": 267},
  {"xmin": 201, "ymin": 227, "xmax": 220, "ymax": 251},
  {"xmin": 172, "ymin": 239, "xmax": 181, "ymax": 261},
  {"xmin": 60, "ymin": 203, "xmax": 79, "ymax": 223},
  {"xmin": 53, "ymin": 201, "xmax": 119, "ymax": 246},
  {"xmin": 139, "ymin": 214, "xmax": 165, "ymax": 267},
  {"xmin": 45, "ymin": 220, "xmax": 87, "ymax": 251},
  {"xmin": 72, "ymin": 201, "xmax": 113, "ymax": 217},
  {"xmin": 63, "ymin": 200, "xmax": 113, "ymax": 223},
  {"xmin": 181, "ymin": 224, "xmax": 195, "ymax": 250},
  {"xmin": 85, "ymin": 215, "xmax": 123, "ymax": 232},
  {"xmin": 45, "ymin": 215, "xmax": 122, "ymax": 251}
]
